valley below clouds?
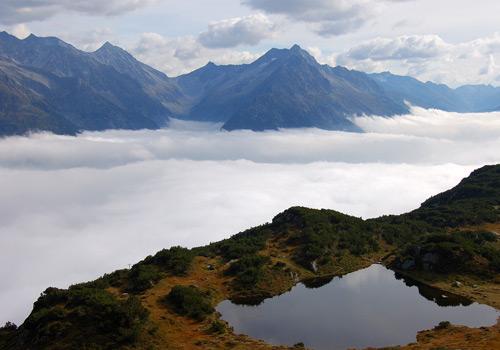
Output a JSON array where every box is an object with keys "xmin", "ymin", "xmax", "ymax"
[{"xmin": 1, "ymin": 108, "xmax": 500, "ymax": 324}]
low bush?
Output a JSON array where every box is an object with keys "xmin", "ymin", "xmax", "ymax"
[
  {"xmin": 434, "ymin": 321, "xmax": 451, "ymax": 330},
  {"xmin": 225, "ymin": 255, "xmax": 270, "ymax": 288},
  {"xmin": 141, "ymin": 246, "xmax": 194, "ymax": 276},
  {"xmin": 396, "ymin": 230, "xmax": 499, "ymax": 273},
  {"xmin": 163, "ymin": 285, "xmax": 214, "ymax": 321},
  {"xmin": 127, "ymin": 264, "xmax": 162, "ymax": 293},
  {"xmin": 22, "ymin": 285, "xmax": 149, "ymax": 349},
  {"xmin": 207, "ymin": 320, "xmax": 225, "ymax": 334},
  {"xmin": 202, "ymin": 226, "xmax": 272, "ymax": 261}
]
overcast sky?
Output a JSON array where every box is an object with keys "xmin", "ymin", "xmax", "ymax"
[{"xmin": 1, "ymin": 0, "xmax": 500, "ymax": 86}]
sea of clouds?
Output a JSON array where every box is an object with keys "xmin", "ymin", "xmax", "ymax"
[{"xmin": 1, "ymin": 107, "xmax": 500, "ymax": 324}]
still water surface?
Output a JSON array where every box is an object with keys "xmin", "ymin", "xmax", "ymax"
[{"xmin": 217, "ymin": 264, "xmax": 499, "ymax": 350}]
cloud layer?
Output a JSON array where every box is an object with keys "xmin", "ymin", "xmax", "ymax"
[
  {"xmin": 0, "ymin": 0, "xmax": 157, "ymax": 25},
  {"xmin": 1, "ymin": 109, "xmax": 500, "ymax": 325},
  {"xmin": 2, "ymin": 108, "xmax": 500, "ymax": 170}
]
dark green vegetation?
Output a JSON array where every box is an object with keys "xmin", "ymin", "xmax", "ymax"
[
  {"xmin": 0, "ymin": 247, "xmax": 196, "ymax": 349},
  {"xmin": 206, "ymin": 320, "xmax": 226, "ymax": 335},
  {"xmin": 369, "ymin": 165, "xmax": 500, "ymax": 244},
  {"xmin": 1, "ymin": 285, "xmax": 149, "ymax": 350},
  {"xmin": 2, "ymin": 31, "xmax": 500, "ymax": 135},
  {"xmin": 410, "ymin": 165, "xmax": 500, "ymax": 227},
  {"xmin": 225, "ymin": 255, "xmax": 270, "ymax": 289},
  {"xmin": 195, "ymin": 225, "xmax": 273, "ymax": 261},
  {"xmin": 140, "ymin": 246, "xmax": 194, "ymax": 276},
  {"xmin": 162, "ymin": 285, "xmax": 214, "ymax": 321},
  {"xmin": 274, "ymin": 207, "xmax": 380, "ymax": 266},
  {"xmin": 396, "ymin": 231, "xmax": 499, "ymax": 274},
  {"xmin": 434, "ymin": 321, "xmax": 452, "ymax": 330},
  {"xmin": 2, "ymin": 165, "xmax": 500, "ymax": 349},
  {"xmin": 115, "ymin": 246, "xmax": 195, "ymax": 293}
]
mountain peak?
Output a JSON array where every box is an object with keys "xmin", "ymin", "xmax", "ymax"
[
  {"xmin": 0, "ymin": 31, "xmax": 18, "ymax": 43},
  {"xmin": 96, "ymin": 41, "xmax": 125, "ymax": 54},
  {"xmin": 255, "ymin": 44, "xmax": 318, "ymax": 67},
  {"xmin": 94, "ymin": 41, "xmax": 137, "ymax": 64},
  {"xmin": 101, "ymin": 41, "xmax": 115, "ymax": 49},
  {"xmin": 0, "ymin": 31, "xmax": 14, "ymax": 38},
  {"xmin": 22, "ymin": 33, "xmax": 73, "ymax": 49}
]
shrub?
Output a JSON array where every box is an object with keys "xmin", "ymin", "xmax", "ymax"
[
  {"xmin": 225, "ymin": 255, "xmax": 269, "ymax": 288},
  {"xmin": 204, "ymin": 226, "xmax": 272, "ymax": 261},
  {"xmin": 0, "ymin": 322, "xmax": 19, "ymax": 349},
  {"xmin": 207, "ymin": 320, "xmax": 225, "ymax": 334},
  {"xmin": 127, "ymin": 264, "xmax": 162, "ymax": 293},
  {"xmin": 397, "ymin": 231, "xmax": 500, "ymax": 274},
  {"xmin": 142, "ymin": 246, "xmax": 194, "ymax": 276},
  {"xmin": 163, "ymin": 285, "xmax": 214, "ymax": 321},
  {"xmin": 0, "ymin": 322, "xmax": 17, "ymax": 332},
  {"xmin": 434, "ymin": 321, "xmax": 451, "ymax": 330},
  {"xmin": 283, "ymin": 208, "xmax": 380, "ymax": 267},
  {"xmin": 22, "ymin": 285, "xmax": 149, "ymax": 348}
]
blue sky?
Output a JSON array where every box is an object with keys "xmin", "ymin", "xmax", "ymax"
[{"xmin": 1, "ymin": 0, "xmax": 500, "ymax": 86}]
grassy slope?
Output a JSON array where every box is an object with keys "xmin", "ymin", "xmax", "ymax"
[{"xmin": 1, "ymin": 165, "xmax": 500, "ymax": 350}]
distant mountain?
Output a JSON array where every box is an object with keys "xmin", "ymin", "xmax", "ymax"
[
  {"xmin": 177, "ymin": 45, "xmax": 408, "ymax": 131},
  {"xmin": 0, "ymin": 31, "xmax": 499, "ymax": 136},
  {"xmin": 0, "ymin": 57, "xmax": 77, "ymax": 134},
  {"xmin": 92, "ymin": 42, "xmax": 186, "ymax": 115},
  {"xmin": 371, "ymin": 72, "xmax": 500, "ymax": 113},
  {"xmin": 454, "ymin": 85, "xmax": 500, "ymax": 112},
  {"xmin": 0, "ymin": 32, "xmax": 172, "ymax": 135}
]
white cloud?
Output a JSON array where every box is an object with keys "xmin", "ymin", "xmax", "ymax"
[
  {"xmin": 130, "ymin": 13, "xmax": 273, "ymax": 75},
  {"xmin": 1, "ymin": 109, "xmax": 500, "ymax": 326},
  {"xmin": 198, "ymin": 14, "xmax": 276, "ymax": 48},
  {"xmin": 131, "ymin": 32, "xmax": 261, "ymax": 76},
  {"xmin": 242, "ymin": 0, "xmax": 376, "ymax": 36},
  {"xmin": 61, "ymin": 27, "xmax": 114, "ymax": 52},
  {"xmin": 0, "ymin": 0, "xmax": 157, "ymax": 24},
  {"xmin": 10, "ymin": 23, "xmax": 31, "ymax": 39},
  {"xmin": 241, "ymin": 0, "xmax": 414, "ymax": 37},
  {"xmin": 328, "ymin": 33, "xmax": 500, "ymax": 87},
  {"xmin": 337, "ymin": 35, "xmax": 449, "ymax": 62}
]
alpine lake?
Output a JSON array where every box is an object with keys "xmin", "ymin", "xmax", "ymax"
[{"xmin": 217, "ymin": 264, "xmax": 499, "ymax": 350}]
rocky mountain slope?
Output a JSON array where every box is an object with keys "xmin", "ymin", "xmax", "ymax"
[
  {"xmin": 0, "ymin": 32, "xmax": 172, "ymax": 135},
  {"xmin": 176, "ymin": 45, "xmax": 407, "ymax": 131}
]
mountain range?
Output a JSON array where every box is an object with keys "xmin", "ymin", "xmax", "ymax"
[{"xmin": 1, "ymin": 31, "xmax": 500, "ymax": 136}]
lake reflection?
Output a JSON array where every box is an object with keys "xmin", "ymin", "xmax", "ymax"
[{"xmin": 217, "ymin": 264, "xmax": 499, "ymax": 350}]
